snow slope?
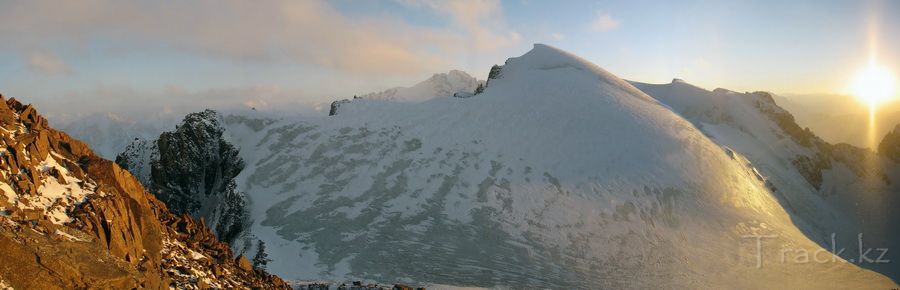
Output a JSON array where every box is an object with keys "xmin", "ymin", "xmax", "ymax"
[
  {"xmin": 358, "ymin": 70, "xmax": 483, "ymax": 102},
  {"xmin": 631, "ymin": 79, "xmax": 900, "ymax": 280},
  {"xmin": 190, "ymin": 44, "xmax": 894, "ymax": 288}
]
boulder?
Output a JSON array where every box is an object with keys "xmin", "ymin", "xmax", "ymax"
[{"xmin": 236, "ymin": 255, "xmax": 254, "ymax": 272}]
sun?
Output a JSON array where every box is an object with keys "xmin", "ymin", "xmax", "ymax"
[{"xmin": 850, "ymin": 63, "xmax": 897, "ymax": 107}]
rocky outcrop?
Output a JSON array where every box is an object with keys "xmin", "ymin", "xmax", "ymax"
[
  {"xmin": 880, "ymin": 124, "xmax": 900, "ymax": 162},
  {"xmin": 751, "ymin": 91, "xmax": 818, "ymax": 147},
  {"xmin": 329, "ymin": 98, "xmax": 354, "ymax": 116},
  {"xmin": 0, "ymin": 93, "xmax": 288, "ymax": 289},
  {"xmin": 474, "ymin": 64, "xmax": 503, "ymax": 95},
  {"xmin": 117, "ymin": 110, "xmax": 249, "ymax": 245},
  {"xmin": 791, "ymin": 153, "xmax": 832, "ymax": 190},
  {"xmin": 743, "ymin": 90, "xmax": 892, "ymax": 189}
]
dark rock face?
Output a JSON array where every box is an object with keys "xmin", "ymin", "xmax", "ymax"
[
  {"xmin": 791, "ymin": 153, "xmax": 832, "ymax": 190},
  {"xmin": 475, "ymin": 64, "xmax": 503, "ymax": 95},
  {"xmin": 142, "ymin": 109, "xmax": 248, "ymax": 244},
  {"xmin": 751, "ymin": 91, "xmax": 817, "ymax": 147},
  {"xmin": 329, "ymin": 99, "xmax": 352, "ymax": 116},
  {"xmin": 0, "ymin": 94, "xmax": 289, "ymax": 289},
  {"xmin": 329, "ymin": 96, "xmax": 361, "ymax": 116},
  {"xmin": 880, "ymin": 125, "xmax": 900, "ymax": 162},
  {"xmin": 487, "ymin": 64, "xmax": 503, "ymax": 80}
]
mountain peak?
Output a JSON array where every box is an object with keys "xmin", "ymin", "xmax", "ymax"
[
  {"xmin": 155, "ymin": 44, "xmax": 899, "ymax": 288},
  {"xmin": 353, "ymin": 70, "xmax": 481, "ymax": 104},
  {"xmin": 485, "ymin": 43, "xmax": 658, "ymax": 106},
  {"xmin": 508, "ymin": 43, "xmax": 605, "ymax": 73}
]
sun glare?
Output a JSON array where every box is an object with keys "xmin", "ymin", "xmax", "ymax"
[{"xmin": 851, "ymin": 63, "xmax": 897, "ymax": 107}]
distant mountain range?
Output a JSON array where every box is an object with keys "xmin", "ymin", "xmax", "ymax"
[
  {"xmin": 774, "ymin": 93, "xmax": 900, "ymax": 148},
  {"xmin": 358, "ymin": 70, "xmax": 484, "ymax": 102}
]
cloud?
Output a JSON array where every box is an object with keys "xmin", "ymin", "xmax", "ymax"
[
  {"xmin": 32, "ymin": 84, "xmax": 323, "ymax": 122},
  {"xmin": 591, "ymin": 12, "xmax": 620, "ymax": 33},
  {"xmin": 0, "ymin": 0, "xmax": 519, "ymax": 76},
  {"xmin": 397, "ymin": 0, "xmax": 521, "ymax": 51},
  {"xmin": 25, "ymin": 51, "xmax": 73, "ymax": 75},
  {"xmin": 551, "ymin": 33, "xmax": 566, "ymax": 41}
]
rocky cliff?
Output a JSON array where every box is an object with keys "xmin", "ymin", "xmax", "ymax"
[
  {"xmin": 117, "ymin": 110, "xmax": 249, "ymax": 245},
  {"xmin": 0, "ymin": 94, "xmax": 288, "ymax": 289}
]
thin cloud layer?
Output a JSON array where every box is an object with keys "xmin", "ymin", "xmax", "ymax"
[
  {"xmin": 591, "ymin": 12, "xmax": 620, "ymax": 33},
  {"xmin": 401, "ymin": 0, "xmax": 521, "ymax": 51},
  {"xmin": 0, "ymin": 0, "xmax": 520, "ymax": 76},
  {"xmin": 25, "ymin": 51, "xmax": 73, "ymax": 75},
  {"xmin": 39, "ymin": 84, "xmax": 323, "ymax": 123}
]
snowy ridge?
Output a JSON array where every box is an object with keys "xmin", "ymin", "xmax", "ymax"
[
  {"xmin": 359, "ymin": 70, "xmax": 483, "ymax": 103},
  {"xmin": 631, "ymin": 79, "xmax": 900, "ymax": 280},
  {"xmin": 198, "ymin": 44, "xmax": 896, "ymax": 288}
]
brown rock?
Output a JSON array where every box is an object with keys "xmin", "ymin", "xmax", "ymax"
[
  {"xmin": 236, "ymin": 255, "xmax": 253, "ymax": 272},
  {"xmin": 197, "ymin": 278, "xmax": 211, "ymax": 289},
  {"xmin": 0, "ymin": 96, "xmax": 291, "ymax": 289},
  {"xmin": 49, "ymin": 167, "xmax": 67, "ymax": 184}
]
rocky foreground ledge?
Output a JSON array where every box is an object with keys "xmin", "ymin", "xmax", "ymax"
[{"xmin": 0, "ymin": 94, "xmax": 288, "ymax": 289}]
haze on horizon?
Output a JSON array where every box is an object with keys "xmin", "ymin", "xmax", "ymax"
[{"xmin": 0, "ymin": 0, "xmax": 898, "ymax": 120}]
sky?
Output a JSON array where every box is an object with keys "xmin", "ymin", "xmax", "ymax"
[{"xmin": 0, "ymin": 0, "xmax": 897, "ymax": 120}]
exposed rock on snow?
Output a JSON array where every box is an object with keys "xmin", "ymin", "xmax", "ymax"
[
  {"xmin": 329, "ymin": 98, "xmax": 356, "ymax": 116},
  {"xmin": 475, "ymin": 64, "xmax": 503, "ymax": 95}
]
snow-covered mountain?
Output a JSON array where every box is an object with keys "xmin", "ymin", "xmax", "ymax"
[
  {"xmin": 119, "ymin": 44, "xmax": 897, "ymax": 288},
  {"xmin": 359, "ymin": 70, "xmax": 482, "ymax": 102},
  {"xmin": 329, "ymin": 70, "xmax": 482, "ymax": 116},
  {"xmin": 630, "ymin": 79, "xmax": 900, "ymax": 280}
]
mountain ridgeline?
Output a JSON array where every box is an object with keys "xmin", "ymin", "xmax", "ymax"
[
  {"xmin": 329, "ymin": 70, "xmax": 483, "ymax": 116},
  {"xmin": 46, "ymin": 44, "xmax": 894, "ymax": 289},
  {"xmin": 117, "ymin": 110, "xmax": 249, "ymax": 245},
  {"xmin": 107, "ymin": 44, "xmax": 899, "ymax": 288},
  {"xmin": 631, "ymin": 79, "xmax": 900, "ymax": 279}
]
